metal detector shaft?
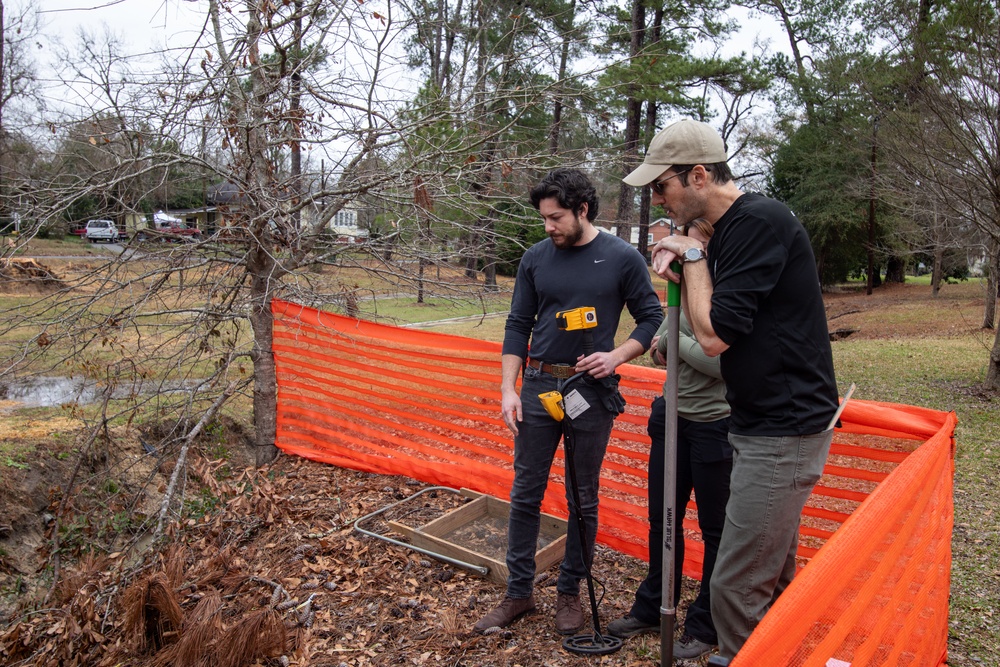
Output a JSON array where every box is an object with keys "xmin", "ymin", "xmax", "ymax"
[
  {"xmin": 560, "ymin": 370, "xmax": 604, "ymax": 632},
  {"xmin": 559, "ymin": 370, "xmax": 622, "ymax": 655},
  {"xmin": 660, "ymin": 261, "xmax": 681, "ymax": 665}
]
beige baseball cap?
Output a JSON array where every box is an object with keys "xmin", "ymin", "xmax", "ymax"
[{"xmin": 623, "ymin": 119, "xmax": 728, "ymax": 187}]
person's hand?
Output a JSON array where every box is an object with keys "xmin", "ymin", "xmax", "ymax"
[
  {"xmin": 575, "ymin": 351, "xmax": 618, "ymax": 379},
  {"xmin": 649, "ymin": 335, "xmax": 665, "ymax": 365},
  {"xmin": 501, "ymin": 388, "xmax": 522, "ymax": 435},
  {"xmin": 651, "ymin": 239, "xmax": 682, "ymax": 282},
  {"xmin": 651, "ymin": 235, "xmax": 701, "ymax": 283}
]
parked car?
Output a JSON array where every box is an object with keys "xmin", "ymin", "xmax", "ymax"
[{"xmin": 84, "ymin": 219, "xmax": 120, "ymax": 243}]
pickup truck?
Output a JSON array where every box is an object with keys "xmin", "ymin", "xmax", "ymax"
[{"xmin": 84, "ymin": 219, "xmax": 121, "ymax": 243}]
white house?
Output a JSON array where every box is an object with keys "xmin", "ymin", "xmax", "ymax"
[{"xmin": 328, "ymin": 208, "xmax": 367, "ymax": 243}]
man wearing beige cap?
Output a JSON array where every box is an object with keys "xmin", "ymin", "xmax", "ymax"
[{"xmin": 622, "ymin": 119, "xmax": 839, "ymax": 662}]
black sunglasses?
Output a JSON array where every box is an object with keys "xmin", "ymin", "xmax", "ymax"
[{"xmin": 650, "ymin": 170, "xmax": 690, "ymax": 195}]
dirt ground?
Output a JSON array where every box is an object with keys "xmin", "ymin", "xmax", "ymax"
[
  {"xmin": 0, "ymin": 275, "xmax": 994, "ymax": 666},
  {"xmin": 0, "ymin": 426, "xmax": 683, "ymax": 667},
  {"xmin": 822, "ymin": 280, "xmax": 993, "ymax": 339}
]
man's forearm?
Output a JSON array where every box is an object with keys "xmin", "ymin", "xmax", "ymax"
[
  {"xmin": 610, "ymin": 338, "xmax": 646, "ymax": 368},
  {"xmin": 501, "ymin": 353, "xmax": 524, "ymax": 392},
  {"xmin": 681, "ymin": 263, "xmax": 728, "ymax": 357}
]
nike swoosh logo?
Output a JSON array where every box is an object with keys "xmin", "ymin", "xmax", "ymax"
[{"xmin": 594, "ymin": 259, "xmax": 606, "ymax": 264}]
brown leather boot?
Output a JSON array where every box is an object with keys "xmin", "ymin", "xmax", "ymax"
[
  {"xmin": 473, "ymin": 595, "xmax": 536, "ymax": 633},
  {"xmin": 555, "ymin": 591, "xmax": 585, "ymax": 635}
]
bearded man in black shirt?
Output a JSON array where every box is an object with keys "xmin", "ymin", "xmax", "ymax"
[{"xmin": 473, "ymin": 168, "xmax": 663, "ymax": 636}]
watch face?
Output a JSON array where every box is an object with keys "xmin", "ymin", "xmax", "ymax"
[{"xmin": 684, "ymin": 247, "xmax": 704, "ymax": 262}]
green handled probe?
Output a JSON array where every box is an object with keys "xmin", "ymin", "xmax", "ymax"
[{"xmin": 660, "ymin": 255, "xmax": 681, "ymax": 665}]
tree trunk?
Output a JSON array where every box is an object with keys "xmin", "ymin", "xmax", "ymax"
[
  {"xmin": 483, "ymin": 252, "xmax": 498, "ymax": 290},
  {"xmin": 290, "ymin": 1, "xmax": 303, "ymax": 234},
  {"xmin": 866, "ymin": 121, "xmax": 878, "ymax": 296},
  {"xmin": 770, "ymin": 0, "xmax": 815, "ymax": 121},
  {"xmin": 636, "ymin": 94, "xmax": 660, "ymax": 261},
  {"xmin": 986, "ymin": 324, "xmax": 1000, "ymax": 390},
  {"xmin": 249, "ymin": 254, "xmax": 279, "ymax": 466},
  {"xmin": 984, "ymin": 237, "xmax": 999, "ymax": 329},
  {"xmin": 418, "ymin": 256, "xmax": 426, "ymax": 303},
  {"xmin": 465, "ymin": 232, "xmax": 479, "ymax": 279},
  {"xmin": 229, "ymin": 3, "xmax": 281, "ymax": 467},
  {"xmin": 885, "ymin": 256, "xmax": 906, "ymax": 283},
  {"xmin": 0, "ymin": 0, "xmax": 5, "ymax": 222},
  {"xmin": 931, "ymin": 246, "xmax": 943, "ymax": 296},
  {"xmin": 616, "ymin": 0, "xmax": 645, "ymax": 242},
  {"xmin": 549, "ymin": 0, "xmax": 576, "ymax": 155}
]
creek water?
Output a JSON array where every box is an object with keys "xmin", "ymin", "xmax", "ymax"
[{"xmin": 0, "ymin": 376, "xmax": 200, "ymax": 408}]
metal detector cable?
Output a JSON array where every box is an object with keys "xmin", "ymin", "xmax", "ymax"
[{"xmin": 557, "ymin": 373, "xmax": 622, "ymax": 656}]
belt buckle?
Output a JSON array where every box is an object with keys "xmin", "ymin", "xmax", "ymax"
[{"xmin": 550, "ymin": 363, "xmax": 574, "ymax": 379}]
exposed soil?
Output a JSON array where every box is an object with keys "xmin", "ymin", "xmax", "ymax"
[
  {"xmin": 822, "ymin": 280, "xmax": 991, "ymax": 339},
  {"xmin": 0, "ymin": 258, "xmax": 64, "ymax": 295}
]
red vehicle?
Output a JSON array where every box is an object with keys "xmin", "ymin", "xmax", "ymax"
[{"xmin": 143, "ymin": 211, "xmax": 201, "ymax": 241}]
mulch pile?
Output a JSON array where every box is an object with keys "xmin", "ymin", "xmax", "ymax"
[{"xmin": 0, "ymin": 258, "xmax": 63, "ymax": 295}]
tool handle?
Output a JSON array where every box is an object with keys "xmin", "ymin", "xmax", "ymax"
[
  {"xmin": 582, "ymin": 330, "xmax": 594, "ymax": 357},
  {"xmin": 667, "ymin": 261, "xmax": 682, "ymax": 307}
]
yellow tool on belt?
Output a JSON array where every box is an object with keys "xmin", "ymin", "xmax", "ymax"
[
  {"xmin": 538, "ymin": 391, "xmax": 565, "ymax": 421},
  {"xmin": 538, "ymin": 307, "xmax": 599, "ymax": 422}
]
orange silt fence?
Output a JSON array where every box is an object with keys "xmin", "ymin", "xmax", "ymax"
[{"xmin": 271, "ymin": 300, "xmax": 956, "ymax": 665}]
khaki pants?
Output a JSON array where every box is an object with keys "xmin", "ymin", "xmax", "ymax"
[{"xmin": 710, "ymin": 429, "xmax": 834, "ymax": 659}]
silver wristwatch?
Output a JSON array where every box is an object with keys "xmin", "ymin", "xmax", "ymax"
[{"xmin": 682, "ymin": 247, "xmax": 706, "ymax": 263}]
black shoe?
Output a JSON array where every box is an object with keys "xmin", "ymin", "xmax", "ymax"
[
  {"xmin": 674, "ymin": 633, "xmax": 715, "ymax": 659},
  {"xmin": 606, "ymin": 614, "xmax": 659, "ymax": 638}
]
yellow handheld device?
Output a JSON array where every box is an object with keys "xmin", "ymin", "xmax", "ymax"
[
  {"xmin": 556, "ymin": 307, "xmax": 598, "ymax": 332},
  {"xmin": 538, "ymin": 391, "xmax": 565, "ymax": 421}
]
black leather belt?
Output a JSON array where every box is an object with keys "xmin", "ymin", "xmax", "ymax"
[{"xmin": 526, "ymin": 358, "xmax": 576, "ymax": 379}]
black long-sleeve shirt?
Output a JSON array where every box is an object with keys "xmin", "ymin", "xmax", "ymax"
[
  {"xmin": 502, "ymin": 231, "xmax": 663, "ymax": 363},
  {"xmin": 708, "ymin": 193, "xmax": 839, "ymax": 435}
]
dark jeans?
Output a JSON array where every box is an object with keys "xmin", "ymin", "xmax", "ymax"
[
  {"xmin": 630, "ymin": 395, "xmax": 732, "ymax": 644},
  {"xmin": 505, "ymin": 364, "xmax": 615, "ymax": 598}
]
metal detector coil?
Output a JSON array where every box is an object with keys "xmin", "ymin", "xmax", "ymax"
[{"xmin": 562, "ymin": 632, "xmax": 623, "ymax": 655}]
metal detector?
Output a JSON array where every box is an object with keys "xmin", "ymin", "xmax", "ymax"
[
  {"xmin": 660, "ymin": 254, "xmax": 682, "ymax": 665},
  {"xmin": 537, "ymin": 308, "xmax": 623, "ymax": 656}
]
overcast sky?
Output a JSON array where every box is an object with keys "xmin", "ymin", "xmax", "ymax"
[
  {"xmin": 35, "ymin": 0, "xmax": 789, "ymax": 65},
  {"xmin": 28, "ymin": 0, "xmax": 790, "ymax": 168},
  {"xmin": 38, "ymin": 0, "xmax": 204, "ymax": 46}
]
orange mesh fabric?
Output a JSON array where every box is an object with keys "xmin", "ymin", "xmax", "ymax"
[
  {"xmin": 731, "ymin": 405, "xmax": 956, "ymax": 667},
  {"xmin": 272, "ymin": 301, "xmax": 955, "ymax": 664}
]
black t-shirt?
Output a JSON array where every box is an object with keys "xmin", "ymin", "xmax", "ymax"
[{"xmin": 708, "ymin": 193, "xmax": 839, "ymax": 435}]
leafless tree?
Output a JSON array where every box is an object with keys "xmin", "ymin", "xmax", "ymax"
[
  {"xmin": 876, "ymin": 0, "xmax": 1000, "ymax": 388},
  {"xmin": 0, "ymin": 0, "xmax": 623, "ymax": 488},
  {"xmin": 0, "ymin": 0, "xmax": 44, "ymax": 222}
]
